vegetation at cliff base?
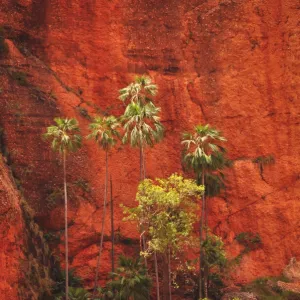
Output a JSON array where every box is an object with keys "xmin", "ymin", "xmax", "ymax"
[{"xmin": 2, "ymin": 74, "xmax": 266, "ymax": 300}]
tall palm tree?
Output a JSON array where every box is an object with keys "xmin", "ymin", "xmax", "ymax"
[
  {"xmin": 122, "ymin": 101, "xmax": 164, "ymax": 180},
  {"xmin": 120, "ymin": 76, "xmax": 163, "ymax": 299},
  {"xmin": 87, "ymin": 115, "xmax": 120, "ymax": 298},
  {"xmin": 44, "ymin": 118, "xmax": 82, "ymax": 300},
  {"xmin": 181, "ymin": 124, "xmax": 226, "ymax": 299},
  {"xmin": 119, "ymin": 75, "xmax": 157, "ymax": 105}
]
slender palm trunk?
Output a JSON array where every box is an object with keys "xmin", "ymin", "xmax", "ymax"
[
  {"xmin": 140, "ymin": 145, "xmax": 143, "ymax": 181},
  {"xmin": 162, "ymin": 254, "xmax": 170, "ymax": 300},
  {"xmin": 92, "ymin": 150, "xmax": 109, "ymax": 299},
  {"xmin": 142, "ymin": 145, "xmax": 146, "ymax": 179},
  {"xmin": 63, "ymin": 151, "xmax": 69, "ymax": 300},
  {"xmin": 110, "ymin": 176, "xmax": 115, "ymax": 273},
  {"xmin": 168, "ymin": 248, "xmax": 172, "ymax": 300},
  {"xmin": 199, "ymin": 171, "xmax": 205, "ymax": 300},
  {"xmin": 204, "ymin": 265, "xmax": 208, "ymax": 299},
  {"xmin": 204, "ymin": 184, "xmax": 209, "ymax": 299},
  {"xmin": 154, "ymin": 251, "xmax": 160, "ymax": 300},
  {"xmin": 139, "ymin": 144, "xmax": 148, "ymax": 269}
]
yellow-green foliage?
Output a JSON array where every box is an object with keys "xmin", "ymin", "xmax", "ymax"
[
  {"xmin": 202, "ymin": 233, "xmax": 227, "ymax": 269},
  {"xmin": 123, "ymin": 173, "xmax": 204, "ymax": 256}
]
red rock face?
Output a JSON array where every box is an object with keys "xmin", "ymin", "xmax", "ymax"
[
  {"xmin": 0, "ymin": 0, "xmax": 300, "ymax": 295},
  {"xmin": 0, "ymin": 156, "xmax": 24, "ymax": 299}
]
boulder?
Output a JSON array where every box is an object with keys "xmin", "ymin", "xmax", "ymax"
[
  {"xmin": 283, "ymin": 258, "xmax": 300, "ymax": 282},
  {"xmin": 221, "ymin": 292, "xmax": 258, "ymax": 300}
]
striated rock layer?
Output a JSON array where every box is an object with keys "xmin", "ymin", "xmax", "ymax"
[
  {"xmin": 0, "ymin": 155, "xmax": 24, "ymax": 299},
  {"xmin": 0, "ymin": 0, "xmax": 300, "ymax": 295}
]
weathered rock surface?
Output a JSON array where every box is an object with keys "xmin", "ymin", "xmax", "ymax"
[
  {"xmin": 222, "ymin": 292, "xmax": 258, "ymax": 300},
  {"xmin": 277, "ymin": 280, "xmax": 300, "ymax": 294},
  {"xmin": 0, "ymin": 0, "xmax": 300, "ymax": 295},
  {"xmin": 283, "ymin": 258, "xmax": 300, "ymax": 282},
  {"xmin": 0, "ymin": 155, "xmax": 24, "ymax": 299}
]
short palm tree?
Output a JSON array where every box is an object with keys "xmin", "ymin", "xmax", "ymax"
[
  {"xmin": 44, "ymin": 118, "xmax": 82, "ymax": 300},
  {"xmin": 119, "ymin": 75, "xmax": 157, "ymax": 105},
  {"xmin": 87, "ymin": 115, "xmax": 120, "ymax": 298},
  {"xmin": 181, "ymin": 124, "xmax": 226, "ymax": 299},
  {"xmin": 107, "ymin": 255, "xmax": 152, "ymax": 300}
]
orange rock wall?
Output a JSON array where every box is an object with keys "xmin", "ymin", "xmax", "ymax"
[
  {"xmin": 0, "ymin": 155, "xmax": 24, "ymax": 299},
  {"xmin": 0, "ymin": 0, "xmax": 300, "ymax": 295}
]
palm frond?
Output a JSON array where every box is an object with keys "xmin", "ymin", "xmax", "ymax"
[
  {"xmin": 44, "ymin": 118, "xmax": 82, "ymax": 153},
  {"xmin": 87, "ymin": 115, "xmax": 120, "ymax": 151}
]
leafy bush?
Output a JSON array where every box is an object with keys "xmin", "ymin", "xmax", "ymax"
[
  {"xmin": 52, "ymin": 269, "xmax": 83, "ymax": 296},
  {"xmin": 104, "ymin": 255, "xmax": 152, "ymax": 300},
  {"xmin": 208, "ymin": 272, "xmax": 225, "ymax": 299},
  {"xmin": 73, "ymin": 178, "xmax": 91, "ymax": 193},
  {"xmin": 235, "ymin": 232, "xmax": 262, "ymax": 252},
  {"xmin": 202, "ymin": 234, "xmax": 227, "ymax": 269},
  {"xmin": 46, "ymin": 188, "xmax": 63, "ymax": 210},
  {"xmin": 55, "ymin": 287, "xmax": 90, "ymax": 300}
]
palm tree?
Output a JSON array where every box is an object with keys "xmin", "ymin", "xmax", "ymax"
[
  {"xmin": 87, "ymin": 115, "xmax": 120, "ymax": 298},
  {"xmin": 119, "ymin": 75, "xmax": 157, "ymax": 105},
  {"xmin": 120, "ymin": 76, "xmax": 163, "ymax": 299},
  {"xmin": 181, "ymin": 124, "xmax": 226, "ymax": 299},
  {"xmin": 107, "ymin": 255, "xmax": 152, "ymax": 300},
  {"xmin": 121, "ymin": 101, "xmax": 163, "ymax": 294},
  {"xmin": 122, "ymin": 101, "xmax": 164, "ymax": 180},
  {"xmin": 44, "ymin": 118, "xmax": 82, "ymax": 300}
]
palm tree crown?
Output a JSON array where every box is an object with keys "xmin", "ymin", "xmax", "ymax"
[
  {"xmin": 108, "ymin": 255, "xmax": 151, "ymax": 300},
  {"xmin": 122, "ymin": 101, "xmax": 164, "ymax": 148},
  {"xmin": 119, "ymin": 75, "xmax": 158, "ymax": 105},
  {"xmin": 44, "ymin": 118, "xmax": 82, "ymax": 153},
  {"xmin": 87, "ymin": 115, "xmax": 120, "ymax": 151},
  {"xmin": 182, "ymin": 124, "xmax": 226, "ymax": 175}
]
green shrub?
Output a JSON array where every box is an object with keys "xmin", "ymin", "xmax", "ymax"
[
  {"xmin": 45, "ymin": 188, "xmax": 63, "ymax": 210},
  {"xmin": 253, "ymin": 155, "xmax": 275, "ymax": 165},
  {"xmin": 10, "ymin": 71, "xmax": 29, "ymax": 86},
  {"xmin": 52, "ymin": 269, "xmax": 83, "ymax": 297},
  {"xmin": 55, "ymin": 287, "xmax": 90, "ymax": 300},
  {"xmin": 104, "ymin": 255, "xmax": 152, "ymax": 300},
  {"xmin": 76, "ymin": 107, "xmax": 91, "ymax": 120},
  {"xmin": 235, "ymin": 232, "xmax": 262, "ymax": 252},
  {"xmin": 73, "ymin": 178, "xmax": 91, "ymax": 193}
]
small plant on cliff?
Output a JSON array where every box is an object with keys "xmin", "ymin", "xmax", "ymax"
[
  {"xmin": 87, "ymin": 115, "xmax": 120, "ymax": 299},
  {"xmin": 182, "ymin": 124, "xmax": 227, "ymax": 299},
  {"xmin": 44, "ymin": 118, "xmax": 82, "ymax": 300},
  {"xmin": 10, "ymin": 70, "xmax": 29, "ymax": 86},
  {"xmin": 235, "ymin": 232, "xmax": 262, "ymax": 253},
  {"xmin": 123, "ymin": 174, "xmax": 204, "ymax": 299},
  {"xmin": 253, "ymin": 155, "xmax": 275, "ymax": 177},
  {"xmin": 0, "ymin": 27, "xmax": 8, "ymax": 57}
]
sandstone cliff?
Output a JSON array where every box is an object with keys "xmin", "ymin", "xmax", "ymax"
[{"xmin": 0, "ymin": 0, "xmax": 300, "ymax": 296}]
